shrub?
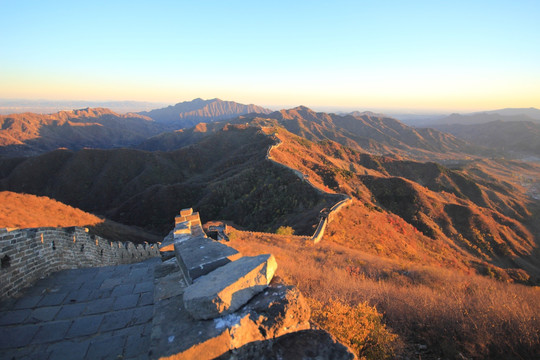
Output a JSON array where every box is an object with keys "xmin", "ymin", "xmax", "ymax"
[
  {"xmin": 310, "ymin": 298, "xmax": 399, "ymax": 359},
  {"xmin": 276, "ymin": 226, "xmax": 295, "ymax": 235}
]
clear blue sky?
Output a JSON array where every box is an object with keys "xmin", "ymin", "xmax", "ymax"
[{"xmin": 1, "ymin": 0, "xmax": 539, "ymax": 111}]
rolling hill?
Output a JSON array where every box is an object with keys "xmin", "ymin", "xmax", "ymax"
[
  {"xmin": 0, "ymin": 107, "xmax": 167, "ymax": 157},
  {"xmin": 139, "ymin": 98, "xmax": 272, "ymax": 127},
  {"xmin": 0, "ymin": 191, "xmax": 160, "ymax": 243},
  {"xmin": 138, "ymin": 106, "xmax": 480, "ymax": 161},
  {"xmin": 245, "ymin": 106, "xmax": 480, "ymax": 161},
  {"xmin": 264, "ymin": 126, "xmax": 540, "ymax": 282},
  {"xmin": 433, "ymin": 120, "xmax": 540, "ymax": 157},
  {"xmin": 0, "ymin": 125, "xmax": 334, "ymax": 236}
]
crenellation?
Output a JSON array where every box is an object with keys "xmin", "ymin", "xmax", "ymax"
[{"xmin": 0, "ymin": 226, "xmax": 160, "ymax": 298}]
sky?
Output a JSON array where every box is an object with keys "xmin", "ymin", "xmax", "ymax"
[{"xmin": 1, "ymin": 0, "xmax": 539, "ymax": 112}]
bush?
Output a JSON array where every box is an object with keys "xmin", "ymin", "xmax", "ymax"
[
  {"xmin": 276, "ymin": 226, "xmax": 295, "ymax": 235},
  {"xmin": 310, "ymin": 298, "xmax": 399, "ymax": 360}
]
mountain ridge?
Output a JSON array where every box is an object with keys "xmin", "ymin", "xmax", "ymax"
[
  {"xmin": 139, "ymin": 98, "xmax": 272, "ymax": 127},
  {"xmin": 0, "ymin": 107, "xmax": 166, "ymax": 157},
  {"xmin": 244, "ymin": 106, "xmax": 478, "ymax": 161}
]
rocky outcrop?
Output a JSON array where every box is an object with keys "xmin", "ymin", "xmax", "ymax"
[
  {"xmin": 151, "ymin": 208, "xmax": 355, "ymax": 359},
  {"xmin": 215, "ymin": 330, "xmax": 354, "ymax": 360}
]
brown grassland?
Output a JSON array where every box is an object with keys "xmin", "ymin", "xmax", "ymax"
[
  {"xmin": 228, "ymin": 227, "xmax": 540, "ymax": 359},
  {"xmin": 0, "ymin": 191, "xmax": 103, "ymax": 228},
  {"xmin": 0, "ymin": 191, "xmax": 160, "ymax": 243}
]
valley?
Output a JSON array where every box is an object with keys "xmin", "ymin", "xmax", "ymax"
[{"xmin": 0, "ymin": 100, "xmax": 539, "ymax": 359}]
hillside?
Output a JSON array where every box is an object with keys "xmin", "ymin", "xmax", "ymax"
[
  {"xmin": 137, "ymin": 106, "xmax": 479, "ymax": 160},
  {"xmin": 433, "ymin": 120, "xmax": 540, "ymax": 157},
  {"xmin": 2, "ymin": 114, "xmax": 539, "ymax": 358},
  {"xmin": 0, "ymin": 191, "xmax": 103, "ymax": 228},
  {"xmin": 0, "ymin": 191, "xmax": 159, "ymax": 243},
  {"xmin": 0, "ymin": 107, "xmax": 167, "ymax": 157},
  {"xmin": 265, "ymin": 126, "xmax": 540, "ymax": 283},
  {"xmin": 227, "ymin": 226, "xmax": 540, "ymax": 359},
  {"xmin": 240, "ymin": 106, "xmax": 479, "ymax": 161},
  {"xmin": 139, "ymin": 98, "xmax": 272, "ymax": 127},
  {"xmin": 0, "ymin": 125, "xmax": 335, "ymax": 236}
]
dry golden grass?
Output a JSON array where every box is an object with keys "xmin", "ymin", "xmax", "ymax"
[
  {"xmin": 0, "ymin": 191, "xmax": 103, "ymax": 228},
  {"xmin": 228, "ymin": 229, "xmax": 540, "ymax": 359}
]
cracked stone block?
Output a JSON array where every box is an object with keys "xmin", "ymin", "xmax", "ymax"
[
  {"xmin": 183, "ymin": 254, "xmax": 276, "ymax": 320},
  {"xmin": 174, "ymin": 236, "xmax": 241, "ymax": 283}
]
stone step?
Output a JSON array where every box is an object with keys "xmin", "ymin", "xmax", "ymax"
[
  {"xmin": 174, "ymin": 236, "xmax": 241, "ymax": 284},
  {"xmin": 183, "ymin": 254, "xmax": 277, "ymax": 320}
]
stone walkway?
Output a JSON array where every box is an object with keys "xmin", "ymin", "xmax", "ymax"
[{"xmin": 0, "ymin": 258, "xmax": 161, "ymax": 360}]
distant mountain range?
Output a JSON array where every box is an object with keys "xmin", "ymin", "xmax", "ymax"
[
  {"xmin": 476, "ymin": 107, "xmax": 540, "ymax": 120},
  {"xmin": 1, "ymin": 100, "xmax": 538, "ymax": 160},
  {"xmin": 0, "ymin": 99, "xmax": 167, "ymax": 115},
  {"xmin": 435, "ymin": 120, "xmax": 540, "ymax": 157},
  {"xmin": 411, "ymin": 108, "xmax": 540, "ymax": 127},
  {"xmin": 0, "ymin": 98, "xmax": 273, "ymax": 157},
  {"xmin": 408, "ymin": 108, "xmax": 540, "ymax": 158},
  {"xmin": 139, "ymin": 98, "xmax": 272, "ymax": 127},
  {"xmin": 140, "ymin": 105, "xmax": 477, "ymax": 161},
  {"xmin": 0, "ymin": 107, "xmax": 166, "ymax": 157}
]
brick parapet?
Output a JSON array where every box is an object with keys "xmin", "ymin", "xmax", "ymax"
[{"xmin": 0, "ymin": 226, "xmax": 160, "ymax": 298}]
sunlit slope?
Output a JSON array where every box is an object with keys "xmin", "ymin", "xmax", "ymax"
[
  {"xmin": 0, "ymin": 191, "xmax": 103, "ymax": 228},
  {"xmin": 240, "ymin": 106, "xmax": 479, "ymax": 161},
  {"xmin": 0, "ymin": 125, "xmax": 335, "ymax": 236},
  {"xmin": 267, "ymin": 126, "xmax": 539, "ymax": 282},
  {"xmin": 0, "ymin": 191, "xmax": 161, "ymax": 244}
]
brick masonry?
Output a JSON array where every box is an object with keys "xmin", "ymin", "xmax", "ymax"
[{"xmin": 0, "ymin": 227, "xmax": 160, "ymax": 298}]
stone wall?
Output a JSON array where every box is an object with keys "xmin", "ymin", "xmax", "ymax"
[
  {"xmin": 264, "ymin": 132, "xmax": 353, "ymax": 243},
  {"xmin": 152, "ymin": 208, "xmax": 354, "ymax": 359},
  {"xmin": 0, "ymin": 227, "xmax": 160, "ymax": 298}
]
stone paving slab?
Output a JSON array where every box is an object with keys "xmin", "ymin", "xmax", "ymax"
[
  {"xmin": 0, "ymin": 257, "xmax": 161, "ymax": 360},
  {"xmin": 174, "ymin": 235, "xmax": 242, "ymax": 282}
]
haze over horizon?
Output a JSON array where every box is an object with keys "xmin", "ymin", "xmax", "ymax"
[{"xmin": 1, "ymin": 1, "xmax": 539, "ymax": 112}]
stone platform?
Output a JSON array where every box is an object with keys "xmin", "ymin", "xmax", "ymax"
[{"xmin": 0, "ymin": 258, "xmax": 160, "ymax": 360}]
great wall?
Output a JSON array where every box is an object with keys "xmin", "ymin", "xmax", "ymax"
[
  {"xmin": 0, "ymin": 227, "xmax": 160, "ymax": 298},
  {"xmin": 0, "ymin": 208, "xmax": 353, "ymax": 359},
  {"xmin": 0, "ymin": 127, "xmax": 356, "ymax": 358},
  {"xmin": 263, "ymin": 130, "xmax": 353, "ymax": 243}
]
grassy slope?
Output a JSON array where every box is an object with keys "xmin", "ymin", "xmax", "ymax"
[
  {"xmin": 0, "ymin": 125, "xmax": 335, "ymax": 236},
  {"xmin": 267, "ymin": 126, "xmax": 540, "ymax": 283},
  {"xmin": 0, "ymin": 191, "xmax": 102, "ymax": 228},
  {"xmin": 0, "ymin": 191, "xmax": 160, "ymax": 244},
  {"xmin": 221, "ymin": 126, "xmax": 540, "ymax": 359},
  {"xmin": 227, "ymin": 229, "xmax": 540, "ymax": 359}
]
